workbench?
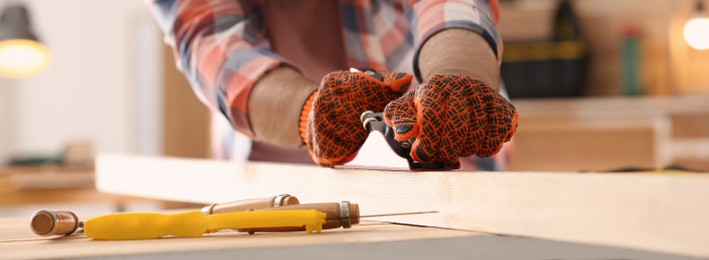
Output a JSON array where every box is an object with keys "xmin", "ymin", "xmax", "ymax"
[
  {"xmin": 0, "ymin": 217, "xmax": 697, "ymax": 259},
  {"xmin": 3, "ymin": 154, "xmax": 705, "ymax": 258}
]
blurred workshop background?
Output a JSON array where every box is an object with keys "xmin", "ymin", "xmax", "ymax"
[{"xmin": 1, "ymin": 0, "xmax": 708, "ymax": 216}]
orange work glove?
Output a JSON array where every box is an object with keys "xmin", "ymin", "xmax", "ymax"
[
  {"xmin": 384, "ymin": 74, "xmax": 518, "ymax": 166},
  {"xmin": 300, "ymin": 70, "xmax": 413, "ymax": 167}
]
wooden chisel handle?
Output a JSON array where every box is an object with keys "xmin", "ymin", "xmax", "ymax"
[
  {"xmin": 202, "ymin": 194, "xmax": 300, "ymax": 215},
  {"xmin": 240, "ymin": 201, "xmax": 359, "ymax": 234}
]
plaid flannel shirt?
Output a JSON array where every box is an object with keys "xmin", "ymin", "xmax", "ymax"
[
  {"xmin": 149, "ymin": 0, "xmax": 501, "ymax": 135},
  {"xmin": 148, "ymin": 0, "xmax": 511, "ymax": 170}
]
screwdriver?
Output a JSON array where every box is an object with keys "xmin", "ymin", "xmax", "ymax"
[
  {"xmin": 31, "ymin": 210, "xmax": 325, "ymax": 240},
  {"xmin": 83, "ymin": 209, "xmax": 327, "ymax": 240},
  {"xmin": 30, "ymin": 194, "xmax": 299, "ymax": 237}
]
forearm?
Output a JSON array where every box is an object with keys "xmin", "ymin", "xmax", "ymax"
[
  {"xmin": 418, "ymin": 29, "xmax": 500, "ymax": 90},
  {"xmin": 248, "ymin": 67, "xmax": 318, "ymax": 148}
]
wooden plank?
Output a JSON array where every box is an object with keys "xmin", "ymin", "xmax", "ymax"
[
  {"xmin": 0, "ymin": 217, "xmax": 696, "ymax": 260},
  {"xmin": 95, "ymin": 155, "xmax": 709, "ymax": 258},
  {"xmin": 510, "ymin": 114, "xmax": 671, "ymax": 171}
]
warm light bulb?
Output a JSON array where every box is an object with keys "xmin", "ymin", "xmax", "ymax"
[
  {"xmin": 0, "ymin": 39, "xmax": 51, "ymax": 78},
  {"xmin": 684, "ymin": 17, "xmax": 709, "ymax": 50}
]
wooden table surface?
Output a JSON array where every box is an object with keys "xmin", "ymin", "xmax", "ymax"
[{"xmin": 0, "ymin": 217, "xmax": 699, "ymax": 259}]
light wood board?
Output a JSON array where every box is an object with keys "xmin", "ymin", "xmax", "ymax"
[
  {"xmin": 95, "ymin": 154, "xmax": 709, "ymax": 258},
  {"xmin": 0, "ymin": 217, "xmax": 696, "ymax": 260}
]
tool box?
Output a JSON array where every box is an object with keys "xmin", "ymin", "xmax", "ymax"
[{"xmin": 500, "ymin": 0, "xmax": 589, "ymax": 98}]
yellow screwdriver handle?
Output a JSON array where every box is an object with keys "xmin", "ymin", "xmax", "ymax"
[
  {"xmin": 84, "ymin": 211, "xmax": 208, "ymax": 240},
  {"xmin": 84, "ymin": 210, "xmax": 326, "ymax": 240}
]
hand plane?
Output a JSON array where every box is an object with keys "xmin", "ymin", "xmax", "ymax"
[{"xmin": 344, "ymin": 68, "xmax": 460, "ymax": 171}]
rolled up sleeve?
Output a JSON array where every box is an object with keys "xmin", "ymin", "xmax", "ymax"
[{"xmin": 409, "ymin": 0, "xmax": 502, "ymax": 82}]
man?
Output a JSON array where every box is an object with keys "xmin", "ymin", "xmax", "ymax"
[{"xmin": 147, "ymin": 0, "xmax": 518, "ymax": 170}]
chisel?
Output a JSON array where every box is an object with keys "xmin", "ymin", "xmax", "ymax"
[
  {"xmin": 233, "ymin": 201, "xmax": 436, "ymax": 234},
  {"xmin": 201, "ymin": 194, "xmax": 299, "ymax": 214},
  {"xmin": 30, "ymin": 194, "xmax": 299, "ymax": 237}
]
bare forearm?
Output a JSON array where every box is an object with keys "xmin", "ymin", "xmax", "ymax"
[
  {"xmin": 418, "ymin": 29, "xmax": 499, "ymax": 90},
  {"xmin": 248, "ymin": 67, "xmax": 318, "ymax": 148}
]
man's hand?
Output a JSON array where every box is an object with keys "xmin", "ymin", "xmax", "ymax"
[
  {"xmin": 384, "ymin": 74, "xmax": 518, "ymax": 165},
  {"xmin": 302, "ymin": 70, "xmax": 413, "ymax": 167}
]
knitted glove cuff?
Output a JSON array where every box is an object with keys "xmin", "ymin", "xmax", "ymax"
[{"xmin": 298, "ymin": 91, "xmax": 317, "ymax": 146}]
